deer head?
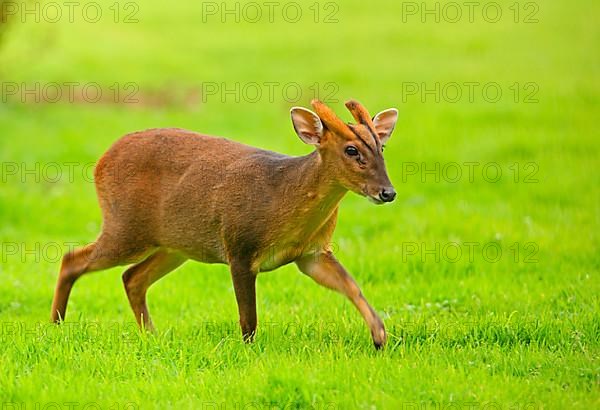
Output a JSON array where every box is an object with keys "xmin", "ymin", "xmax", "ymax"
[{"xmin": 290, "ymin": 99, "xmax": 398, "ymax": 203}]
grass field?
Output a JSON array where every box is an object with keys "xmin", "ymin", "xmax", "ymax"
[{"xmin": 0, "ymin": 0, "xmax": 598, "ymax": 408}]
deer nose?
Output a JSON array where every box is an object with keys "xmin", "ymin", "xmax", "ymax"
[{"xmin": 379, "ymin": 187, "xmax": 396, "ymax": 202}]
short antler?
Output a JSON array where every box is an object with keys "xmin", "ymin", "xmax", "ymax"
[
  {"xmin": 345, "ymin": 99, "xmax": 375, "ymax": 128},
  {"xmin": 311, "ymin": 99, "xmax": 351, "ymax": 137}
]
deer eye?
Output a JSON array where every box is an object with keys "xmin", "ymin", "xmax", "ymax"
[{"xmin": 345, "ymin": 146, "xmax": 359, "ymax": 157}]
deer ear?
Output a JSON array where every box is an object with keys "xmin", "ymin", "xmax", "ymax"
[
  {"xmin": 372, "ymin": 108, "xmax": 398, "ymax": 145},
  {"xmin": 290, "ymin": 107, "xmax": 323, "ymax": 145}
]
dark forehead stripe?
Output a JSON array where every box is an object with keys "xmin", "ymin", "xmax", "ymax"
[
  {"xmin": 345, "ymin": 100, "xmax": 381, "ymax": 149},
  {"xmin": 348, "ymin": 125, "xmax": 376, "ymax": 154},
  {"xmin": 364, "ymin": 123, "xmax": 381, "ymax": 150}
]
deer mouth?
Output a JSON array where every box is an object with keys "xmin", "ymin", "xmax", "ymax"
[
  {"xmin": 361, "ymin": 186, "xmax": 385, "ymax": 205},
  {"xmin": 368, "ymin": 195, "xmax": 385, "ymax": 205}
]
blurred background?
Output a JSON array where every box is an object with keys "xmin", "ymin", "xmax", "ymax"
[{"xmin": 0, "ymin": 0, "xmax": 598, "ymax": 407}]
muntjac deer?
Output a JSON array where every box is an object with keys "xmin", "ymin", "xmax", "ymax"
[{"xmin": 51, "ymin": 99, "xmax": 398, "ymax": 348}]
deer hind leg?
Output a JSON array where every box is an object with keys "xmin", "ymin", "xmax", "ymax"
[
  {"xmin": 122, "ymin": 250, "xmax": 187, "ymax": 332},
  {"xmin": 295, "ymin": 251, "xmax": 387, "ymax": 349},
  {"xmin": 51, "ymin": 232, "xmax": 154, "ymax": 323}
]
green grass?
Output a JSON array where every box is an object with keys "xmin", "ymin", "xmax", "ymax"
[{"xmin": 0, "ymin": 0, "xmax": 598, "ymax": 408}]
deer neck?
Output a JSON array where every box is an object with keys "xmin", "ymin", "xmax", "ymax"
[{"xmin": 285, "ymin": 150, "xmax": 347, "ymax": 227}]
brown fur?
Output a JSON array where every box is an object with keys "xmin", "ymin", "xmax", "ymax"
[{"xmin": 50, "ymin": 99, "xmax": 398, "ymax": 348}]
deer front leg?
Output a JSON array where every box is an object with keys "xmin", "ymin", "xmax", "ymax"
[
  {"xmin": 230, "ymin": 263, "xmax": 257, "ymax": 342},
  {"xmin": 295, "ymin": 251, "xmax": 386, "ymax": 349}
]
